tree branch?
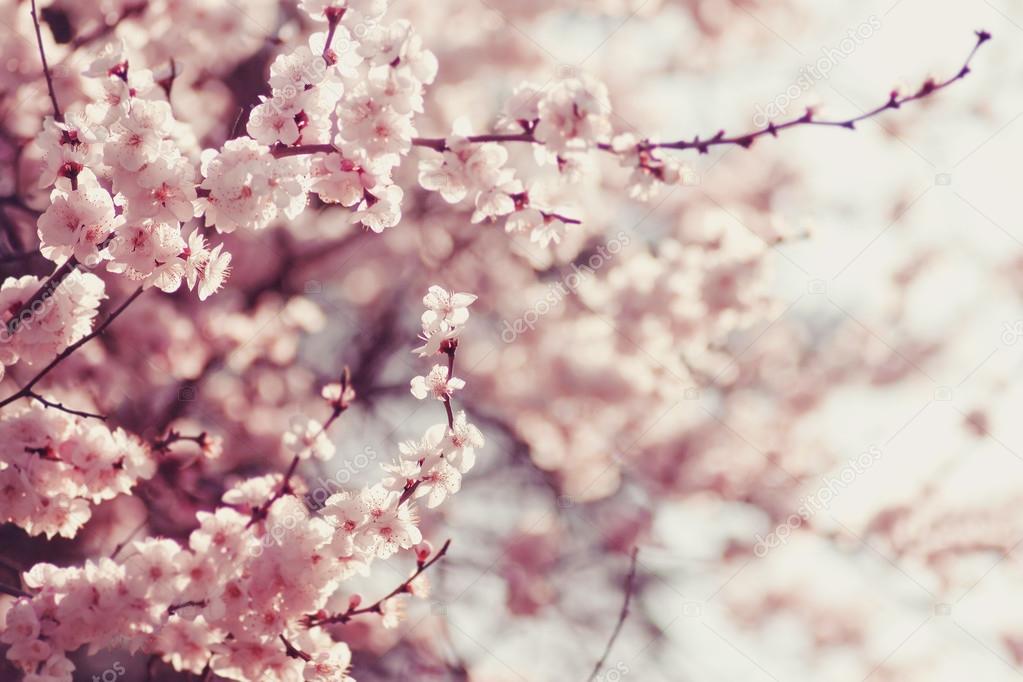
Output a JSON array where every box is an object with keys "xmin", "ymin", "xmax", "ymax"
[
  {"xmin": 26, "ymin": 391, "xmax": 107, "ymax": 421},
  {"xmin": 645, "ymin": 30, "xmax": 992, "ymax": 153},
  {"xmin": 0, "ymin": 287, "xmax": 145, "ymax": 412},
  {"xmin": 303, "ymin": 539, "xmax": 451, "ymax": 628},
  {"xmin": 0, "ymin": 581, "xmax": 31, "ymax": 599},
  {"xmin": 5, "ymin": 255, "xmax": 82, "ymax": 337},
  {"xmin": 29, "ymin": 0, "xmax": 62, "ymax": 122},
  {"xmin": 587, "ymin": 548, "xmax": 640, "ymax": 682}
]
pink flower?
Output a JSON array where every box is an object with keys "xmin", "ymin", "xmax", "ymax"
[{"xmin": 37, "ymin": 173, "xmax": 123, "ymax": 265}]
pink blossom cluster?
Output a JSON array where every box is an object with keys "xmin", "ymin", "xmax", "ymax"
[
  {"xmin": 0, "ymin": 270, "xmax": 105, "ymax": 383},
  {"xmin": 0, "ymin": 402, "xmax": 154, "ymax": 539},
  {"xmin": 1, "ymin": 286, "xmax": 483, "ymax": 681}
]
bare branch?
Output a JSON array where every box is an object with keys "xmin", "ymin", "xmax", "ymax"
[
  {"xmin": 29, "ymin": 0, "xmax": 62, "ymax": 122},
  {"xmin": 26, "ymin": 391, "xmax": 107, "ymax": 421},
  {"xmin": 587, "ymin": 548, "xmax": 640, "ymax": 682}
]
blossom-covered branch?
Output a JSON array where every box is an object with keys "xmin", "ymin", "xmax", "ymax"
[{"xmin": 303, "ymin": 538, "xmax": 451, "ymax": 628}]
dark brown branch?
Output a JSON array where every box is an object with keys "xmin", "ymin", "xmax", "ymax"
[
  {"xmin": 167, "ymin": 599, "xmax": 207, "ymax": 615},
  {"xmin": 303, "ymin": 539, "xmax": 451, "ymax": 628},
  {"xmin": 0, "ymin": 287, "xmax": 145, "ymax": 412},
  {"xmin": 587, "ymin": 548, "xmax": 640, "ymax": 682},
  {"xmin": 29, "ymin": 0, "xmax": 62, "ymax": 122},
  {"xmin": 26, "ymin": 391, "xmax": 107, "ymax": 421},
  {"xmin": 152, "ymin": 430, "xmax": 209, "ymax": 453},
  {"xmin": 646, "ymin": 30, "xmax": 991, "ymax": 153},
  {"xmin": 110, "ymin": 518, "xmax": 148, "ymax": 559},
  {"xmin": 246, "ymin": 453, "xmax": 302, "ymax": 528},
  {"xmin": 442, "ymin": 342, "xmax": 456, "ymax": 429},
  {"xmin": 0, "ymin": 582, "xmax": 31, "ymax": 599},
  {"xmin": 5, "ymin": 255, "xmax": 82, "ymax": 337},
  {"xmin": 412, "ymin": 31, "xmax": 991, "ymax": 156},
  {"xmin": 280, "ymin": 634, "xmax": 312, "ymax": 662},
  {"xmin": 411, "ymin": 132, "xmax": 536, "ymax": 152}
]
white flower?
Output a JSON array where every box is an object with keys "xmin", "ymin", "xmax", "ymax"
[
  {"xmin": 197, "ymin": 244, "xmax": 232, "ymax": 301},
  {"xmin": 247, "ymin": 96, "xmax": 302, "ymax": 146},
  {"xmin": 311, "ymin": 153, "xmax": 373, "ymax": 207},
  {"xmin": 410, "ymin": 364, "xmax": 464, "ymax": 401},
  {"xmin": 36, "ymin": 113, "xmax": 104, "ymax": 188},
  {"xmin": 353, "ymin": 182, "xmax": 403, "ymax": 232},
  {"xmin": 422, "ymin": 285, "xmax": 476, "ymax": 330},
  {"xmin": 358, "ymin": 484, "xmax": 421, "ymax": 559},
  {"xmin": 283, "ymin": 417, "xmax": 335, "ymax": 461},
  {"xmin": 499, "ymin": 81, "xmax": 544, "ymax": 130},
  {"xmin": 198, "ymin": 138, "xmax": 311, "ymax": 232},
  {"xmin": 37, "ymin": 173, "xmax": 123, "ymax": 264},
  {"xmin": 505, "ymin": 207, "xmax": 544, "ymax": 235},
  {"xmin": 533, "ymin": 75, "xmax": 612, "ymax": 153},
  {"xmin": 269, "ymin": 45, "xmax": 328, "ymax": 94},
  {"xmin": 530, "ymin": 214, "xmax": 566, "ymax": 248},
  {"xmin": 82, "ymin": 40, "xmax": 128, "ymax": 79},
  {"xmin": 438, "ymin": 411, "xmax": 484, "ymax": 473},
  {"xmin": 104, "ymin": 99, "xmax": 174, "ymax": 171},
  {"xmin": 106, "ymin": 219, "xmax": 186, "ymax": 293},
  {"xmin": 125, "ymin": 154, "xmax": 198, "ymax": 223}
]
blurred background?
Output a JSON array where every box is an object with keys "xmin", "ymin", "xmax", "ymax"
[{"xmin": 1, "ymin": 0, "xmax": 1022, "ymax": 680}]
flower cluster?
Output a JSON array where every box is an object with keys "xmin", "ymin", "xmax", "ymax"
[
  {"xmin": 0, "ymin": 271, "xmax": 106, "ymax": 382},
  {"xmin": 248, "ymin": 0, "xmax": 439, "ymax": 233},
  {"xmin": 32, "ymin": 45, "xmax": 233, "ymax": 301},
  {"xmin": 1, "ymin": 287, "xmax": 482, "ymax": 681},
  {"xmin": 0, "ymin": 402, "xmax": 155, "ymax": 538}
]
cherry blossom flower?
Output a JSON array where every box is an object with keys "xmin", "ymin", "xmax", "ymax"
[
  {"xmin": 410, "ymin": 363, "xmax": 465, "ymax": 400},
  {"xmin": 104, "ymin": 99, "xmax": 175, "ymax": 171},
  {"xmin": 358, "ymin": 484, "xmax": 422, "ymax": 558},
  {"xmin": 35, "ymin": 114, "xmax": 104, "ymax": 188},
  {"xmin": 123, "ymin": 154, "xmax": 199, "ymax": 223},
  {"xmin": 37, "ymin": 172, "xmax": 123, "ymax": 264},
  {"xmin": 352, "ymin": 182, "xmax": 403, "ymax": 232},
  {"xmin": 283, "ymin": 417, "xmax": 336, "ymax": 461},
  {"xmin": 533, "ymin": 75, "xmax": 613, "ymax": 152}
]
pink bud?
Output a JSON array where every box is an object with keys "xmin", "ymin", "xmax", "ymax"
[
  {"xmin": 414, "ymin": 541, "xmax": 433, "ymax": 562},
  {"xmin": 348, "ymin": 594, "xmax": 362, "ymax": 610}
]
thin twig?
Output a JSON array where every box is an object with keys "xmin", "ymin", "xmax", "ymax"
[
  {"xmin": 303, "ymin": 539, "xmax": 451, "ymax": 628},
  {"xmin": 26, "ymin": 391, "xmax": 107, "ymax": 421},
  {"xmin": 247, "ymin": 368, "xmax": 352, "ymax": 527},
  {"xmin": 167, "ymin": 599, "xmax": 207, "ymax": 615},
  {"xmin": 645, "ymin": 30, "xmax": 992, "ymax": 153},
  {"xmin": 280, "ymin": 634, "xmax": 312, "ymax": 661},
  {"xmin": 0, "ymin": 287, "xmax": 145, "ymax": 412},
  {"xmin": 586, "ymin": 548, "xmax": 640, "ymax": 682},
  {"xmin": 29, "ymin": 0, "xmax": 62, "ymax": 122},
  {"xmin": 412, "ymin": 31, "xmax": 990, "ymax": 156},
  {"xmin": 0, "ymin": 582, "xmax": 31, "ymax": 599},
  {"xmin": 442, "ymin": 343, "xmax": 456, "ymax": 429},
  {"xmin": 110, "ymin": 518, "xmax": 149, "ymax": 559},
  {"xmin": 152, "ymin": 430, "xmax": 209, "ymax": 453}
]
